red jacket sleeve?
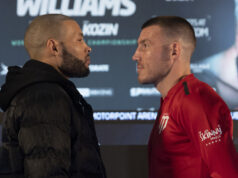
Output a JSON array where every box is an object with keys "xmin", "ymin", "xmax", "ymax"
[{"xmin": 179, "ymin": 93, "xmax": 238, "ymax": 178}]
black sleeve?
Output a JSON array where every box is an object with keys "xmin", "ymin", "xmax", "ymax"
[{"xmin": 15, "ymin": 83, "xmax": 72, "ymax": 178}]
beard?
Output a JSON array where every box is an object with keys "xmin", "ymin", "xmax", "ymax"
[
  {"xmin": 58, "ymin": 44, "xmax": 90, "ymax": 78},
  {"xmin": 153, "ymin": 46, "xmax": 174, "ymax": 85},
  {"xmin": 138, "ymin": 63, "xmax": 173, "ymax": 85}
]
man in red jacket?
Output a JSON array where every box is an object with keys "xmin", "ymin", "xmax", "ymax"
[{"xmin": 132, "ymin": 16, "xmax": 238, "ymax": 178}]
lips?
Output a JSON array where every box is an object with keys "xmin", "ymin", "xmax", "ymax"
[
  {"xmin": 137, "ymin": 63, "xmax": 143, "ymax": 71},
  {"xmin": 85, "ymin": 56, "xmax": 91, "ymax": 65}
]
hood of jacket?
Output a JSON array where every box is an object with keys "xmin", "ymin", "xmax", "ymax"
[{"xmin": 0, "ymin": 59, "xmax": 80, "ymax": 111}]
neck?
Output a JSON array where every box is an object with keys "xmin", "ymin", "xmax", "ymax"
[
  {"xmin": 33, "ymin": 57, "xmax": 68, "ymax": 79},
  {"xmin": 156, "ymin": 66, "xmax": 191, "ymax": 98}
]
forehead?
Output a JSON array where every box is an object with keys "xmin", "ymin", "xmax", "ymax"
[
  {"xmin": 61, "ymin": 20, "xmax": 83, "ymax": 38},
  {"xmin": 138, "ymin": 25, "xmax": 164, "ymax": 42}
]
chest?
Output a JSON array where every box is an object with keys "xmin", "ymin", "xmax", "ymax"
[{"xmin": 149, "ymin": 106, "xmax": 192, "ymax": 155}]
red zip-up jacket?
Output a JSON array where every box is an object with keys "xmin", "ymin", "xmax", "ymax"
[{"xmin": 148, "ymin": 74, "xmax": 238, "ymax": 178}]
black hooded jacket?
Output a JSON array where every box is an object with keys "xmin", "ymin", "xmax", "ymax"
[{"xmin": 0, "ymin": 60, "xmax": 106, "ymax": 178}]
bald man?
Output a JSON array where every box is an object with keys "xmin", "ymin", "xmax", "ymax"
[
  {"xmin": 0, "ymin": 14, "xmax": 106, "ymax": 178},
  {"xmin": 132, "ymin": 16, "xmax": 238, "ymax": 178}
]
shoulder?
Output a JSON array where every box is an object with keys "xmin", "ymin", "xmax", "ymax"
[
  {"xmin": 176, "ymin": 76, "xmax": 231, "ymax": 121},
  {"xmin": 6, "ymin": 83, "xmax": 74, "ymax": 128},
  {"xmin": 184, "ymin": 77, "xmax": 227, "ymax": 106},
  {"xmin": 16, "ymin": 82, "xmax": 70, "ymax": 101},
  {"xmin": 173, "ymin": 76, "xmax": 233, "ymax": 136},
  {"xmin": 11, "ymin": 82, "xmax": 73, "ymax": 112}
]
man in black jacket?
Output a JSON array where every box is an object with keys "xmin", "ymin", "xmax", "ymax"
[{"xmin": 0, "ymin": 14, "xmax": 106, "ymax": 178}]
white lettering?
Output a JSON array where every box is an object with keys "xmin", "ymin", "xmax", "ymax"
[
  {"xmin": 120, "ymin": 0, "xmax": 136, "ymax": 16},
  {"xmin": 17, "ymin": 0, "xmax": 136, "ymax": 17},
  {"xmin": 77, "ymin": 88, "xmax": 90, "ymax": 97},
  {"xmin": 190, "ymin": 63, "xmax": 210, "ymax": 73},
  {"xmin": 130, "ymin": 87, "xmax": 160, "ymax": 97},
  {"xmin": 89, "ymin": 64, "xmax": 110, "ymax": 72},
  {"xmin": 0, "ymin": 63, "xmax": 8, "ymax": 76},
  {"xmin": 98, "ymin": 0, "xmax": 118, "ymax": 16},
  {"xmin": 80, "ymin": 0, "xmax": 98, "ymax": 16},
  {"xmin": 194, "ymin": 27, "xmax": 209, "ymax": 38},
  {"xmin": 61, "ymin": 0, "xmax": 76, "ymax": 16},
  {"xmin": 94, "ymin": 112, "xmax": 137, "ymax": 120},
  {"xmin": 17, "ymin": 0, "xmax": 42, "ymax": 16},
  {"xmin": 186, "ymin": 18, "xmax": 210, "ymax": 39},
  {"xmin": 90, "ymin": 89, "xmax": 113, "ymax": 96},
  {"xmin": 83, "ymin": 22, "xmax": 119, "ymax": 36},
  {"xmin": 199, "ymin": 124, "xmax": 223, "ymax": 142},
  {"xmin": 231, "ymin": 111, "xmax": 238, "ymax": 120},
  {"xmin": 187, "ymin": 18, "xmax": 206, "ymax": 26},
  {"xmin": 137, "ymin": 112, "xmax": 157, "ymax": 120},
  {"xmin": 77, "ymin": 88, "xmax": 113, "ymax": 97},
  {"xmin": 48, "ymin": 0, "xmax": 61, "ymax": 14}
]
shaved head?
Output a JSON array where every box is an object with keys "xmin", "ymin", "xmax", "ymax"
[
  {"xmin": 142, "ymin": 16, "xmax": 196, "ymax": 57},
  {"xmin": 24, "ymin": 14, "xmax": 73, "ymax": 58}
]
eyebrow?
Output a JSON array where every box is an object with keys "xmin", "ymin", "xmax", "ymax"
[{"xmin": 138, "ymin": 39, "xmax": 150, "ymax": 44}]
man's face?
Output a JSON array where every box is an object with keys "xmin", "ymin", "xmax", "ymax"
[
  {"xmin": 58, "ymin": 20, "xmax": 91, "ymax": 78},
  {"xmin": 132, "ymin": 25, "xmax": 174, "ymax": 85}
]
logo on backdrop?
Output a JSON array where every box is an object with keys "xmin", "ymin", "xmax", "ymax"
[
  {"xmin": 130, "ymin": 87, "xmax": 160, "ymax": 97},
  {"xmin": 187, "ymin": 18, "xmax": 210, "ymax": 40},
  {"xmin": 17, "ymin": 0, "xmax": 136, "ymax": 17},
  {"xmin": 83, "ymin": 21, "xmax": 119, "ymax": 36},
  {"xmin": 0, "ymin": 63, "xmax": 8, "ymax": 76},
  {"xmin": 158, "ymin": 114, "xmax": 170, "ymax": 134},
  {"xmin": 77, "ymin": 87, "xmax": 113, "ymax": 97}
]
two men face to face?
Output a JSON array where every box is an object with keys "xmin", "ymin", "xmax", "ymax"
[{"xmin": 60, "ymin": 20, "xmax": 173, "ymax": 85}]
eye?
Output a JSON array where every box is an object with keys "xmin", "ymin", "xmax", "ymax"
[
  {"xmin": 138, "ymin": 41, "xmax": 150, "ymax": 51},
  {"xmin": 143, "ymin": 43, "xmax": 148, "ymax": 48},
  {"xmin": 142, "ymin": 42, "xmax": 149, "ymax": 49},
  {"xmin": 78, "ymin": 38, "xmax": 83, "ymax": 42}
]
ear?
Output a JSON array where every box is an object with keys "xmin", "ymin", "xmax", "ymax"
[
  {"xmin": 46, "ymin": 39, "xmax": 60, "ymax": 56},
  {"xmin": 170, "ymin": 42, "xmax": 181, "ymax": 59}
]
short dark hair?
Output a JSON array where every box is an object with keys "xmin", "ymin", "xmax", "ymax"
[{"xmin": 142, "ymin": 16, "xmax": 196, "ymax": 50}]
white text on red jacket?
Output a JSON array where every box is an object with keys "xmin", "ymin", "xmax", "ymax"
[{"xmin": 198, "ymin": 125, "xmax": 222, "ymax": 146}]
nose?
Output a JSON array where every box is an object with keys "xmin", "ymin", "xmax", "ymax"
[
  {"xmin": 132, "ymin": 48, "xmax": 139, "ymax": 61},
  {"xmin": 88, "ymin": 46, "xmax": 92, "ymax": 53},
  {"xmin": 86, "ymin": 44, "xmax": 92, "ymax": 53}
]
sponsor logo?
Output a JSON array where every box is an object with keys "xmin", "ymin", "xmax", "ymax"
[
  {"xmin": 137, "ymin": 111, "xmax": 157, "ymax": 120},
  {"xmin": 89, "ymin": 64, "xmax": 109, "ymax": 72},
  {"xmin": 0, "ymin": 63, "xmax": 8, "ymax": 76},
  {"xmin": 187, "ymin": 18, "xmax": 210, "ymax": 39},
  {"xmin": 231, "ymin": 111, "xmax": 238, "ymax": 120},
  {"xmin": 87, "ymin": 39, "xmax": 136, "ymax": 46},
  {"xmin": 93, "ymin": 111, "xmax": 157, "ymax": 120},
  {"xmin": 94, "ymin": 111, "xmax": 137, "ymax": 120},
  {"xmin": 199, "ymin": 124, "xmax": 222, "ymax": 146},
  {"xmin": 190, "ymin": 63, "xmax": 210, "ymax": 73},
  {"xmin": 83, "ymin": 21, "xmax": 119, "ymax": 36},
  {"xmin": 94, "ymin": 111, "xmax": 238, "ymax": 121},
  {"xmin": 77, "ymin": 88, "xmax": 113, "ymax": 97},
  {"xmin": 158, "ymin": 114, "xmax": 170, "ymax": 134},
  {"xmin": 130, "ymin": 87, "xmax": 160, "ymax": 97},
  {"xmin": 17, "ymin": 0, "xmax": 136, "ymax": 17}
]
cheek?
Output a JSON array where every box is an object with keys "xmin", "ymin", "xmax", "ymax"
[
  {"xmin": 145, "ymin": 48, "xmax": 158, "ymax": 61},
  {"xmin": 144, "ymin": 52, "xmax": 158, "ymax": 69},
  {"xmin": 71, "ymin": 46, "xmax": 85, "ymax": 58}
]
